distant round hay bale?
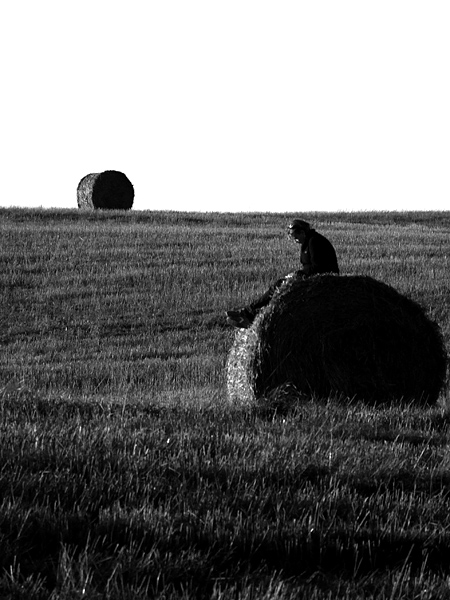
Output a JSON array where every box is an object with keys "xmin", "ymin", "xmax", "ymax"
[
  {"xmin": 227, "ymin": 274, "xmax": 447, "ymax": 407},
  {"xmin": 77, "ymin": 170, "xmax": 134, "ymax": 210}
]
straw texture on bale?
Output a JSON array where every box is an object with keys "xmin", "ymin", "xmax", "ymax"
[
  {"xmin": 227, "ymin": 274, "xmax": 447, "ymax": 406},
  {"xmin": 77, "ymin": 170, "xmax": 134, "ymax": 210}
]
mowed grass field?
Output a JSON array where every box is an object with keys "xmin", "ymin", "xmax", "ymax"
[{"xmin": 1, "ymin": 208, "xmax": 450, "ymax": 599}]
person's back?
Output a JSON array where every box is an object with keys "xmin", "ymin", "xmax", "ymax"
[{"xmin": 301, "ymin": 228, "xmax": 339, "ymax": 276}]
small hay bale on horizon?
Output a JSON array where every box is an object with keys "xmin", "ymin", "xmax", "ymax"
[
  {"xmin": 77, "ymin": 170, "xmax": 134, "ymax": 210},
  {"xmin": 226, "ymin": 274, "xmax": 447, "ymax": 407}
]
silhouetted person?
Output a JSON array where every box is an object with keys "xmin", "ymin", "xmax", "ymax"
[{"xmin": 226, "ymin": 218, "xmax": 339, "ymax": 328}]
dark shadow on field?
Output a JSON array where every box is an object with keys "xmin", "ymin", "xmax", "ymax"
[
  {"xmin": 356, "ymin": 429, "xmax": 449, "ymax": 447},
  {"xmin": 224, "ymin": 529, "xmax": 450, "ymax": 584},
  {"xmin": 16, "ymin": 508, "xmax": 450, "ymax": 596},
  {"xmin": 0, "ymin": 394, "xmax": 169, "ymax": 420},
  {"xmin": 159, "ymin": 311, "xmax": 228, "ymax": 333},
  {"xmin": 344, "ymin": 468, "xmax": 450, "ymax": 496}
]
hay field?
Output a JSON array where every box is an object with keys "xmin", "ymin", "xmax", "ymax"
[{"xmin": 1, "ymin": 207, "xmax": 450, "ymax": 598}]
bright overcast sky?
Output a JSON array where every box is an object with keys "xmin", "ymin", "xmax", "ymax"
[{"xmin": 1, "ymin": 1, "xmax": 449, "ymax": 212}]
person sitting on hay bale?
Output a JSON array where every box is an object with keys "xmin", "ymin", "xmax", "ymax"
[{"xmin": 226, "ymin": 218, "xmax": 339, "ymax": 328}]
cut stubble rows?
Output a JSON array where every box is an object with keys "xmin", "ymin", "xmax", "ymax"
[{"xmin": 1, "ymin": 207, "xmax": 450, "ymax": 598}]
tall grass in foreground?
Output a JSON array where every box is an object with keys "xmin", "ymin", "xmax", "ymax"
[
  {"xmin": 1, "ymin": 389, "xmax": 450, "ymax": 598},
  {"xmin": 1, "ymin": 208, "xmax": 450, "ymax": 598}
]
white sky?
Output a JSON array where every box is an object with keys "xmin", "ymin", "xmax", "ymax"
[{"xmin": 1, "ymin": 1, "xmax": 449, "ymax": 212}]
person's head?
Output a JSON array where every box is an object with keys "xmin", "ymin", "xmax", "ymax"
[{"xmin": 288, "ymin": 219, "xmax": 311, "ymax": 244}]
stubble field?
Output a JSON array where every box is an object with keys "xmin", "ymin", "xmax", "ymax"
[{"xmin": 1, "ymin": 208, "xmax": 450, "ymax": 599}]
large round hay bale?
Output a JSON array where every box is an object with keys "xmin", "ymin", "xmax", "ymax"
[
  {"xmin": 227, "ymin": 274, "xmax": 447, "ymax": 407},
  {"xmin": 77, "ymin": 170, "xmax": 134, "ymax": 210}
]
